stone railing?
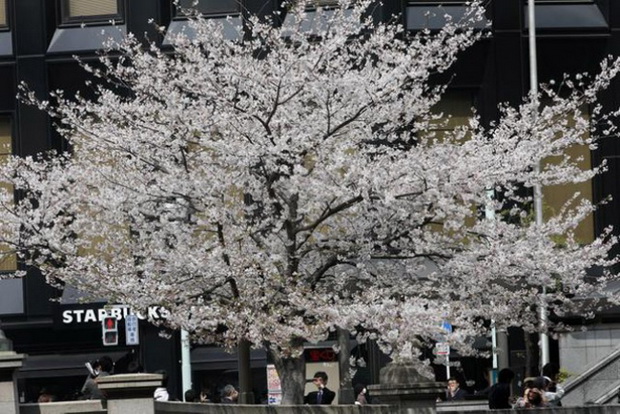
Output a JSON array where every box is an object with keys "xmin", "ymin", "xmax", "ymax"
[
  {"xmin": 16, "ymin": 401, "xmax": 620, "ymax": 414},
  {"xmin": 20, "ymin": 400, "xmax": 106, "ymax": 414},
  {"xmin": 437, "ymin": 405, "xmax": 620, "ymax": 414},
  {"xmin": 156, "ymin": 402, "xmax": 392, "ymax": 414},
  {"xmin": 7, "ymin": 358, "xmax": 620, "ymax": 414}
]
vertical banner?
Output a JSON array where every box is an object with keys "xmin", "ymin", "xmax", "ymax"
[
  {"xmin": 266, "ymin": 364, "xmax": 282, "ymax": 405},
  {"xmin": 125, "ymin": 314, "xmax": 139, "ymax": 346}
]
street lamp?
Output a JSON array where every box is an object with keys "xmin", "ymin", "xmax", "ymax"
[{"xmin": 527, "ymin": 0, "xmax": 550, "ymax": 370}]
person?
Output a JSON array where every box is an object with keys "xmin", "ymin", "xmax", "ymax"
[
  {"xmin": 534, "ymin": 375, "xmax": 563, "ymax": 407},
  {"xmin": 82, "ymin": 356, "xmax": 113, "ymax": 400},
  {"xmin": 542, "ymin": 363, "xmax": 565, "ymax": 407},
  {"xmin": 488, "ymin": 368, "xmax": 514, "ymax": 409},
  {"xmin": 37, "ymin": 388, "xmax": 55, "ymax": 403},
  {"xmin": 304, "ymin": 371, "xmax": 336, "ymax": 405},
  {"xmin": 81, "ymin": 360, "xmax": 102, "ymax": 400},
  {"xmin": 354, "ymin": 383, "xmax": 368, "ymax": 405},
  {"xmin": 154, "ymin": 370, "xmax": 170, "ymax": 401},
  {"xmin": 185, "ymin": 389, "xmax": 197, "ymax": 402},
  {"xmin": 514, "ymin": 383, "xmax": 547, "ymax": 409},
  {"xmin": 220, "ymin": 384, "xmax": 238, "ymax": 404},
  {"xmin": 199, "ymin": 389, "xmax": 211, "ymax": 403},
  {"xmin": 445, "ymin": 377, "xmax": 468, "ymax": 401}
]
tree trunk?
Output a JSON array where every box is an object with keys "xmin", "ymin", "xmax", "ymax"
[
  {"xmin": 269, "ymin": 348, "xmax": 306, "ymax": 404},
  {"xmin": 524, "ymin": 332, "xmax": 533, "ymax": 378},
  {"xmin": 337, "ymin": 327, "xmax": 354, "ymax": 404},
  {"xmin": 238, "ymin": 339, "xmax": 254, "ymax": 404}
]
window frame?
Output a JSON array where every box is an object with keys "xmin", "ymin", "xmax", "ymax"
[
  {"xmin": 0, "ymin": 114, "xmax": 17, "ymax": 273},
  {"xmin": 0, "ymin": 0, "xmax": 9, "ymax": 30},
  {"xmin": 59, "ymin": 0, "xmax": 124, "ymax": 28},
  {"xmin": 172, "ymin": 0, "xmax": 241, "ymax": 19}
]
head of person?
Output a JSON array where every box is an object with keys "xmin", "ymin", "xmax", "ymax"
[
  {"xmin": 532, "ymin": 376, "xmax": 548, "ymax": 391},
  {"xmin": 99, "ymin": 356, "xmax": 114, "ymax": 374},
  {"xmin": 89, "ymin": 359, "xmax": 101, "ymax": 377},
  {"xmin": 497, "ymin": 368, "xmax": 515, "ymax": 384},
  {"xmin": 526, "ymin": 388, "xmax": 543, "ymax": 406},
  {"xmin": 447, "ymin": 377, "xmax": 460, "ymax": 391},
  {"xmin": 542, "ymin": 363, "xmax": 560, "ymax": 381},
  {"xmin": 223, "ymin": 384, "xmax": 238, "ymax": 400},
  {"xmin": 185, "ymin": 389, "xmax": 196, "ymax": 402},
  {"xmin": 312, "ymin": 371, "xmax": 328, "ymax": 389},
  {"xmin": 354, "ymin": 383, "xmax": 366, "ymax": 397}
]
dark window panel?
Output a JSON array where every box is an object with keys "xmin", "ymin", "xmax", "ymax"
[{"xmin": 177, "ymin": 0, "xmax": 240, "ymax": 15}]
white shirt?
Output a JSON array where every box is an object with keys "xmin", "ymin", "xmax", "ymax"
[{"xmin": 154, "ymin": 387, "xmax": 169, "ymax": 401}]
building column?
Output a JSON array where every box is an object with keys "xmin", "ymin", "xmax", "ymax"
[
  {"xmin": 0, "ymin": 352, "xmax": 26, "ymax": 414},
  {"xmin": 368, "ymin": 362, "xmax": 444, "ymax": 414},
  {"xmin": 97, "ymin": 373, "xmax": 162, "ymax": 414}
]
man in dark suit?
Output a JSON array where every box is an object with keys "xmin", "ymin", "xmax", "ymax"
[
  {"xmin": 445, "ymin": 377, "xmax": 469, "ymax": 401},
  {"xmin": 304, "ymin": 371, "xmax": 336, "ymax": 405}
]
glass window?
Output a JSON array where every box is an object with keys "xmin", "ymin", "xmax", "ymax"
[
  {"xmin": 428, "ymin": 90, "xmax": 475, "ymax": 140},
  {"xmin": 542, "ymin": 107, "xmax": 594, "ymax": 244},
  {"xmin": 0, "ymin": 0, "xmax": 6, "ymax": 27},
  {"xmin": 312, "ymin": 0, "xmax": 340, "ymax": 5},
  {"xmin": 0, "ymin": 116, "xmax": 16, "ymax": 272},
  {"xmin": 62, "ymin": 0, "xmax": 119, "ymax": 21},
  {"xmin": 176, "ymin": 0, "xmax": 239, "ymax": 15}
]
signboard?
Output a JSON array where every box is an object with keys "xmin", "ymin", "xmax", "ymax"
[
  {"xmin": 435, "ymin": 342, "xmax": 450, "ymax": 356},
  {"xmin": 266, "ymin": 364, "xmax": 282, "ymax": 405},
  {"xmin": 304, "ymin": 348, "xmax": 337, "ymax": 362},
  {"xmin": 55, "ymin": 303, "xmax": 169, "ymax": 328},
  {"xmin": 125, "ymin": 314, "xmax": 140, "ymax": 346}
]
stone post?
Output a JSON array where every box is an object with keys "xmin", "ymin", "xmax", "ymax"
[
  {"xmin": 368, "ymin": 362, "xmax": 444, "ymax": 414},
  {"xmin": 0, "ymin": 351, "xmax": 26, "ymax": 414},
  {"xmin": 97, "ymin": 373, "xmax": 162, "ymax": 414}
]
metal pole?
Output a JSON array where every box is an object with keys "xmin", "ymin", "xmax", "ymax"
[
  {"xmin": 181, "ymin": 330, "xmax": 192, "ymax": 400},
  {"xmin": 486, "ymin": 190, "xmax": 501, "ymax": 384},
  {"xmin": 527, "ymin": 0, "xmax": 550, "ymax": 369}
]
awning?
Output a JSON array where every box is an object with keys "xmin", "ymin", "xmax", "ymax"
[
  {"xmin": 190, "ymin": 346, "xmax": 267, "ymax": 371},
  {"xmin": 18, "ymin": 351, "xmax": 128, "ymax": 379}
]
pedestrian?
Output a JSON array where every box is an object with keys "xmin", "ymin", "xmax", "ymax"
[
  {"xmin": 81, "ymin": 359, "xmax": 102, "ymax": 400},
  {"xmin": 354, "ymin": 383, "xmax": 369, "ymax": 405},
  {"xmin": 514, "ymin": 379, "xmax": 548, "ymax": 409},
  {"xmin": 220, "ymin": 384, "xmax": 238, "ymax": 404},
  {"xmin": 153, "ymin": 370, "xmax": 170, "ymax": 401},
  {"xmin": 184, "ymin": 389, "xmax": 197, "ymax": 402},
  {"xmin": 542, "ymin": 363, "xmax": 564, "ymax": 406},
  {"xmin": 37, "ymin": 388, "xmax": 55, "ymax": 403},
  {"xmin": 488, "ymin": 368, "xmax": 514, "ymax": 409},
  {"xmin": 304, "ymin": 371, "xmax": 336, "ymax": 405},
  {"xmin": 82, "ymin": 356, "xmax": 113, "ymax": 401},
  {"xmin": 445, "ymin": 377, "xmax": 468, "ymax": 401}
]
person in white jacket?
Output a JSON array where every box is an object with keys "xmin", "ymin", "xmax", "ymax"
[
  {"xmin": 153, "ymin": 370, "xmax": 170, "ymax": 401},
  {"xmin": 543, "ymin": 376, "xmax": 565, "ymax": 406}
]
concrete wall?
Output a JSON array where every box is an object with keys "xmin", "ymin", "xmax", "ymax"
[{"xmin": 559, "ymin": 324, "xmax": 620, "ymax": 375}]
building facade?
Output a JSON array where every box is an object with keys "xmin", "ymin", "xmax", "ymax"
[{"xmin": 0, "ymin": 0, "xmax": 619, "ymax": 403}]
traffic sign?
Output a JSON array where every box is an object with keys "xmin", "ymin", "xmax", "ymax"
[
  {"xmin": 102, "ymin": 316, "xmax": 118, "ymax": 346},
  {"xmin": 125, "ymin": 314, "xmax": 139, "ymax": 346},
  {"xmin": 435, "ymin": 342, "xmax": 450, "ymax": 356}
]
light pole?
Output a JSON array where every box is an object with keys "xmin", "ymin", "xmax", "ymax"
[{"xmin": 527, "ymin": 0, "xmax": 550, "ymax": 370}]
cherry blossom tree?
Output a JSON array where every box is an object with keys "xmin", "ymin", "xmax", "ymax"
[{"xmin": 1, "ymin": 0, "xmax": 620, "ymax": 403}]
